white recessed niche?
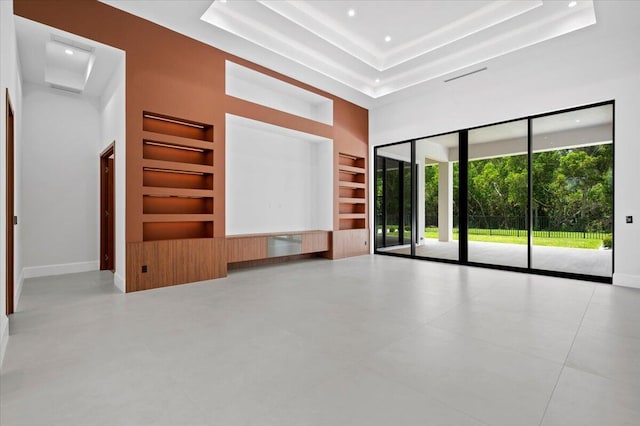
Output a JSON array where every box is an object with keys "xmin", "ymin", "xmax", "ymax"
[
  {"xmin": 225, "ymin": 114, "xmax": 333, "ymax": 235},
  {"xmin": 225, "ymin": 61, "xmax": 333, "ymax": 125}
]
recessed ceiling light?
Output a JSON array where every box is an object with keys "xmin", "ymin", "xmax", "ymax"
[
  {"xmin": 568, "ymin": 1, "xmax": 577, "ymax": 7},
  {"xmin": 64, "ymin": 48, "xmax": 74, "ymax": 55},
  {"xmin": 347, "ymin": 9, "xmax": 355, "ymax": 17},
  {"xmin": 575, "ymin": 119, "xmax": 581, "ymax": 123},
  {"xmin": 375, "ymin": 78, "xmax": 380, "ymax": 84},
  {"xmin": 384, "ymin": 35, "xmax": 391, "ymax": 42}
]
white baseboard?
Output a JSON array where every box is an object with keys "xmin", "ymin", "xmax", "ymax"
[
  {"xmin": 613, "ymin": 273, "xmax": 640, "ymax": 289},
  {"xmin": 0, "ymin": 315, "xmax": 8, "ymax": 368},
  {"xmin": 15, "ymin": 269, "xmax": 24, "ymax": 309},
  {"xmin": 114, "ymin": 272, "xmax": 125, "ymax": 293},
  {"xmin": 22, "ymin": 260, "xmax": 100, "ymax": 279}
]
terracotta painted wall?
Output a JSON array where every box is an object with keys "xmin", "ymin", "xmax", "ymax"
[{"xmin": 14, "ymin": 0, "xmax": 369, "ymax": 288}]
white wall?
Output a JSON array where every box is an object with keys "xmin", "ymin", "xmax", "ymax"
[
  {"xmin": 226, "ymin": 116, "xmax": 333, "ymax": 235},
  {"xmin": 369, "ymin": 1, "xmax": 640, "ymax": 287},
  {"xmin": 21, "ymin": 84, "xmax": 101, "ymax": 276},
  {"xmin": 99, "ymin": 55, "xmax": 126, "ymax": 292},
  {"xmin": 1, "ymin": 0, "xmax": 23, "ymax": 366}
]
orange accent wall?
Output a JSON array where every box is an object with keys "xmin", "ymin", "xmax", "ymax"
[{"xmin": 14, "ymin": 0, "xmax": 370, "ymax": 285}]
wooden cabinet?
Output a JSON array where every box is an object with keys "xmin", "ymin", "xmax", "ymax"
[{"xmin": 227, "ymin": 231, "xmax": 330, "ymax": 265}]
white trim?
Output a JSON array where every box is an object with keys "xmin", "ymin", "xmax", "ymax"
[
  {"xmin": 114, "ymin": 272, "xmax": 125, "ymax": 293},
  {"xmin": 15, "ymin": 269, "xmax": 24, "ymax": 308},
  {"xmin": 22, "ymin": 260, "xmax": 99, "ymax": 279},
  {"xmin": 613, "ymin": 273, "xmax": 640, "ymax": 289},
  {"xmin": 0, "ymin": 315, "xmax": 8, "ymax": 368}
]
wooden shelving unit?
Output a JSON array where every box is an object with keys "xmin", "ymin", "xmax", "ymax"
[
  {"xmin": 141, "ymin": 112, "xmax": 215, "ymax": 241},
  {"xmin": 338, "ymin": 153, "xmax": 366, "ymax": 230}
]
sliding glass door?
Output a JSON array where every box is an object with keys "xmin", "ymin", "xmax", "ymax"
[
  {"xmin": 375, "ymin": 142, "xmax": 413, "ymax": 253},
  {"xmin": 468, "ymin": 120, "xmax": 528, "ymax": 268},
  {"xmin": 374, "ymin": 101, "xmax": 614, "ymax": 283},
  {"xmin": 415, "ymin": 133, "xmax": 459, "ymax": 261},
  {"xmin": 531, "ymin": 104, "xmax": 613, "ymax": 278}
]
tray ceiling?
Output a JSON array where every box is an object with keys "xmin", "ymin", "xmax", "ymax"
[{"xmin": 200, "ymin": 0, "xmax": 595, "ymax": 98}]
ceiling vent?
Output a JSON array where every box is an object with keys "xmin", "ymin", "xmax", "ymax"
[{"xmin": 444, "ymin": 67, "xmax": 488, "ymax": 83}]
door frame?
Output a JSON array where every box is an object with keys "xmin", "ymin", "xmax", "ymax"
[
  {"xmin": 100, "ymin": 142, "xmax": 115, "ymax": 271},
  {"xmin": 5, "ymin": 89, "xmax": 15, "ymax": 315},
  {"xmin": 373, "ymin": 100, "xmax": 615, "ymax": 284}
]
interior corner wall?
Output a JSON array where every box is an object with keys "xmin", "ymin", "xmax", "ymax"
[
  {"xmin": 99, "ymin": 56, "xmax": 126, "ymax": 292},
  {"xmin": 369, "ymin": 29, "xmax": 640, "ymax": 287},
  {"xmin": 1, "ymin": 0, "xmax": 23, "ymax": 366},
  {"xmin": 21, "ymin": 84, "xmax": 101, "ymax": 277}
]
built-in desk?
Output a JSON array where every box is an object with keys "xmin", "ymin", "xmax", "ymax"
[{"xmin": 226, "ymin": 230, "xmax": 330, "ymax": 264}]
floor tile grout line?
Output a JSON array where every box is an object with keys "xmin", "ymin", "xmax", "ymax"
[
  {"xmin": 360, "ymin": 364, "xmax": 491, "ymax": 426},
  {"xmin": 538, "ymin": 285, "xmax": 596, "ymax": 426}
]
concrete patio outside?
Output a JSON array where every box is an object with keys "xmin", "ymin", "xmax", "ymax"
[{"xmin": 379, "ymin": 239, "xmax": 612, "ymax": 277}]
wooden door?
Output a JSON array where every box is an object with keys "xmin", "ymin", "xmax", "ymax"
[
  {"xmin": 100, "ymin": 144, "xmax": 115, "ymax": 271},
  {"xmin": 5, "ymin": 89, "xmax": 15, "ymax": 315}
]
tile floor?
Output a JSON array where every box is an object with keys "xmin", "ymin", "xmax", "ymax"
[{"xmin": 1, "ymin": 255, "xmax": 639, "ymax": 425}]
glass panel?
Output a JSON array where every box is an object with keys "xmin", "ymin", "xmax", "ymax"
[
  {"xmin": 468, "ymin": 120, "xmax": 528, "ymax": 268},
  {"xmin": 415, "ymin": 133, "xmax": 459, "ymax": 261},
  {"xmin": 375, "ymin": 156, "xmax": 384, "ymax": 248},
  {"xmin": 267, "ymin": 235, "xmax": 302, "ymax": 257},
  {"xmin": 531, "ymin": 104, "xmax": 613, "ymax": 277},
  {"xmin": 385, "ymin": 158, "xmax": 401, "ymax": 247},
  {"xmin": 375, "ymin": 142, "xmax": 413, "ymax": 254}
]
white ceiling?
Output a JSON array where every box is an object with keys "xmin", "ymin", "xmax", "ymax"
[
  {"xmin": 15, "ymin": 16, "xmax": 124, "ymax": 98},
  {"xmin": 102, "ymin": 0, "xmax": 596, "ymax": 106}
]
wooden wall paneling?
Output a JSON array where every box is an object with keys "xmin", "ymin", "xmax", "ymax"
[
  {"xmin": 141, "ymin": 240, "xmax": 175, "ymax": 290},
  {"xmin": 14, "ymin": 0, "xmax": 370, "ymax": 288},
  {"xmin": 301, "ymin": 232, "xmax": 329, "ymax": 253},
  {"xmin": 126, "ymin": 242, "xmax": 144, "ymax": 292},
  {"xmin": 333, "ymin": 101, "xmax": 369, "ymax": 235},
  {"xmin": 329, "ymin": 229, "xmax": 370, "ymax": 259},
  {"xmin": 173, "ymin": 238, "xmax": 227, "ymax": 284},
  {"xmin": 174, "ymin": 239, "xmax": 208, "ymax": 284},
  {"xmin": 212, "ymin": 238, "xmax": 228, "ymax": 278}
]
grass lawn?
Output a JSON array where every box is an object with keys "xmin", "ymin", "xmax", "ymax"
[{"xmin": 422, "ymin": 228, "xmax": 603, "ymax": 249}]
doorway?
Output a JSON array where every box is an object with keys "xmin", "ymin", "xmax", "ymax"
[
  {"xmin": 100, "ymin": 143, "xmax": 115, "ymax": 271},
  {"xmin": 5, "ymin": 89, "xmax": 15, "ymax": 315}
]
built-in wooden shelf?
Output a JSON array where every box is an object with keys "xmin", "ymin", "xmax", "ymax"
[
  {"xmin": 143, "ymin": 112, "xmax": 213, "ymax": 142},
  {"xmin": 142, "ymin": 159, "xmax": 213, "ymax": 174},
  {"xmin": 143, "ymin": 222, "xmax": 213, "ymax": 241},
  {"xmin": 142, "ymin": 187, "xmax": 213, "ymax": 198},
  {"xmin": 143, "ymin": 195, "xmax": 213, "ymax": 215},
  {"xmin": 339, "ymin": 197, "xmax": 366, "ymax": 204},
  {"xmin": 142, "ymin": 131, "xmax": 214, "ymax": 151},
  {"xmin": 339, "ymin": 213, "xmax": 366, "ymax": 220},
  {"xmin": 339, "ymin": 181, "xmax": 366, "ymax": 189},
  {"xmin": 338, "ymin": 164, "xmax": 366, "ymax": 175},
  {"xmin": 141, "ymin": 112, "xmax": 215, "ymax": 241},
  {"xmin": 142, "ymin": 214, "xmax": 215, "ymax": 223},
  {"xmin": 338, "ymin": 153, "xmax": 366, "ymax": 231}
]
